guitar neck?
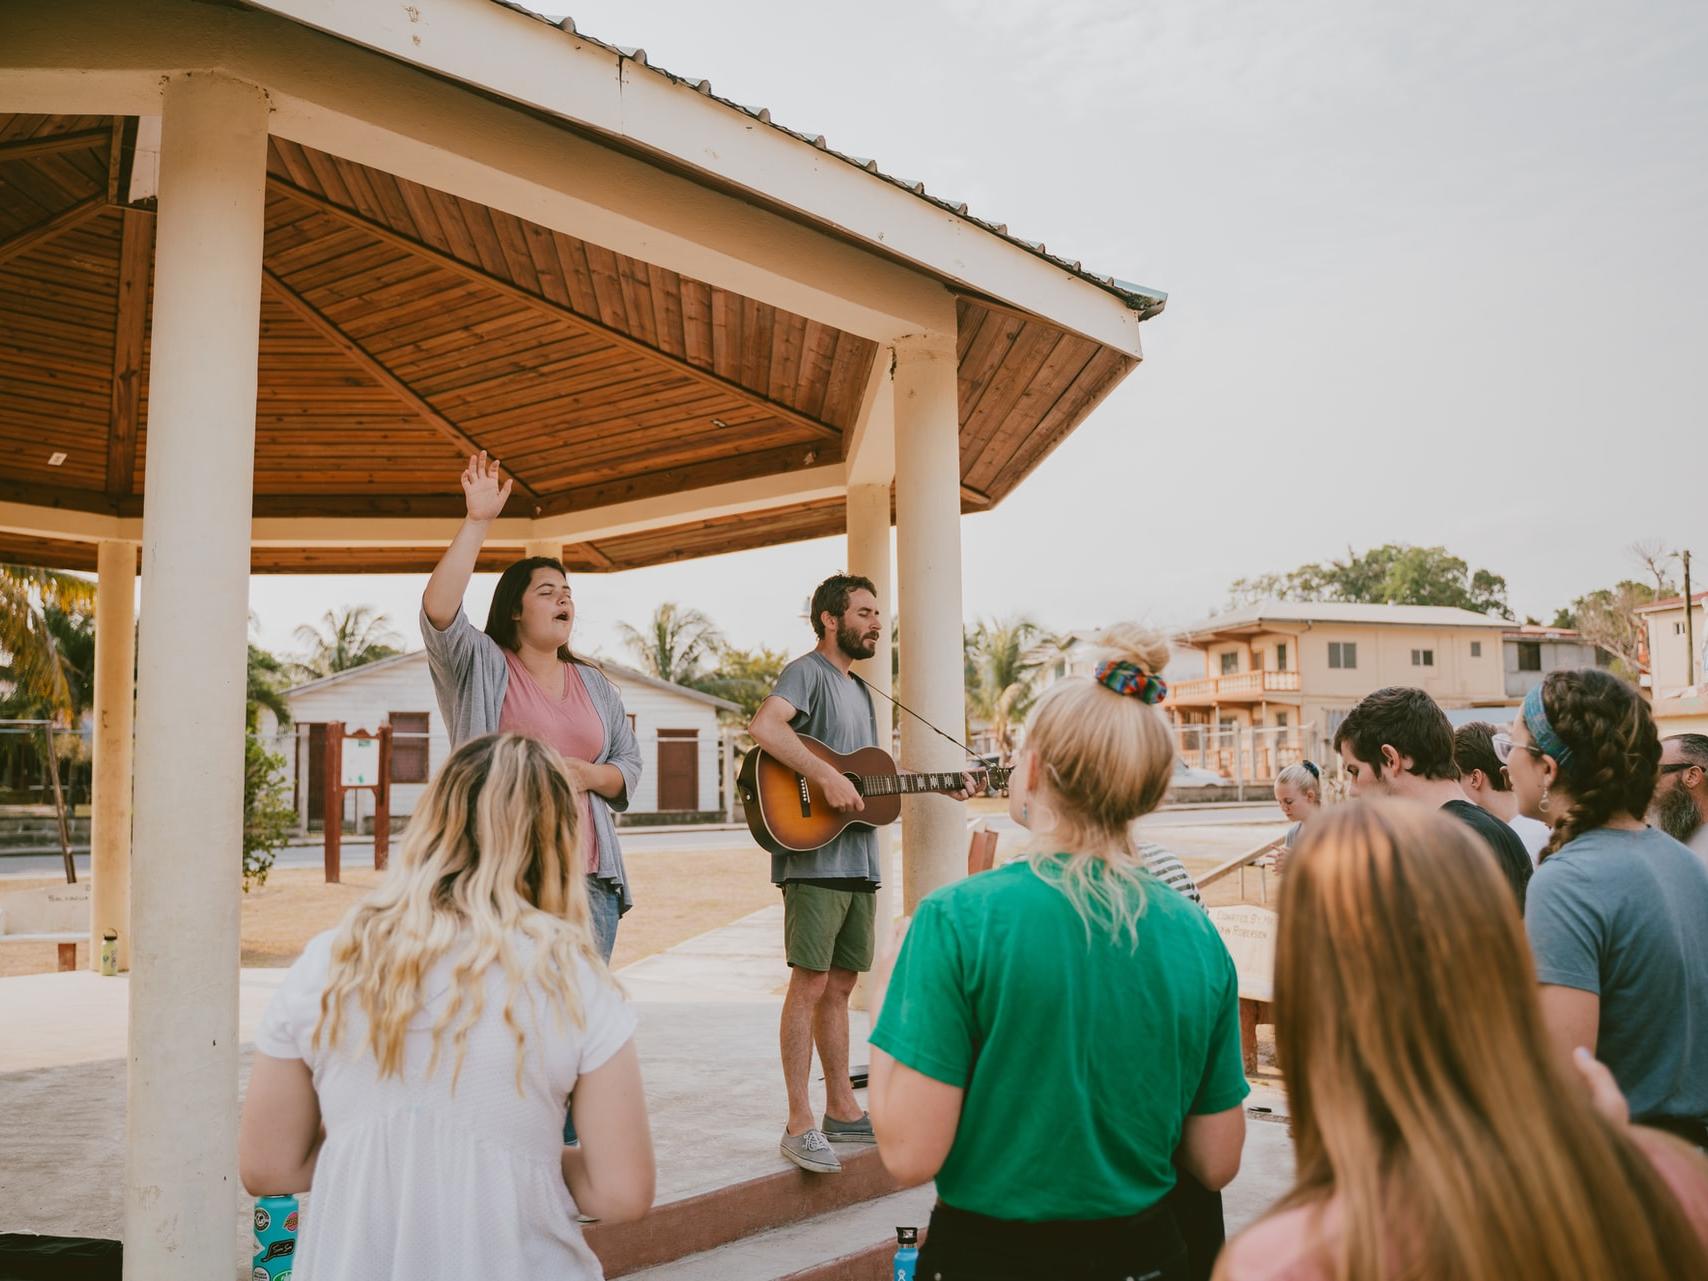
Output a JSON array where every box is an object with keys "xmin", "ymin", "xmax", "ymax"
[{"xmin": 856, "ymin": 767, "xmax": 1010, "ymax": 797}]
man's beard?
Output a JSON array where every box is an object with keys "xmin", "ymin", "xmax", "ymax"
[
  {"xmin": 1651, "ymin": 781, "xmax": 1703, "ymax": 844},
  {"xmin": 835, "ymin": 628, "xmax": 877, "ymax": 661}
]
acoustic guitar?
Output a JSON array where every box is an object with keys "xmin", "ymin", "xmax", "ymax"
[{"xmin": 738, "ymin": 735, "xmax": 1011, "ymax": 856}]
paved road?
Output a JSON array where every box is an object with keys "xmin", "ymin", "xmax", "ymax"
[{"xmin": 0, "ymin": 802, "xmax": 1284, "ymax": 880}]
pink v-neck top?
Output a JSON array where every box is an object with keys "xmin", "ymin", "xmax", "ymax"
[{"xmin": 498, "ymin": 649, "xmax": 602, "ymax": 873}]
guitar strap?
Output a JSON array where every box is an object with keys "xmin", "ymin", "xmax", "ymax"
[{"xmin": 852, "ymin": 673, "xmax": 995, "ymax": 768}]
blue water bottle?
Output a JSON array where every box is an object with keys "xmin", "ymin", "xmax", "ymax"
[
  {"xmin": 893, "ymin": 1225, "xmax": 919, "ymax": 1281},
  {"xmin": 252, "ymin": 1194, "xmax": 299, "ymax": 1279}
]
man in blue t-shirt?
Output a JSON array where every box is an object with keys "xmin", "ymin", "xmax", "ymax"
[{"xmin": 749, "ymin": 573, "xmax": 972, "ymax": 1173}]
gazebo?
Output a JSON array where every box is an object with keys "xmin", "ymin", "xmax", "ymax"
[{"xmin": 0, "ymin": 1, "xmax": 1162, "ymax": 1273}]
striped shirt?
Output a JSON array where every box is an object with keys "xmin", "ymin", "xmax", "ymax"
[{"xmin": 1138, "ymin": 841, "xmax": 1203, "ymax": 907}]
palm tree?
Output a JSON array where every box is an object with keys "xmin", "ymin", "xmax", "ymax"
[
  {"xmin": 966, "ymin": 615, "xmax": 1044, "ymax": 759},
  {"xmin": 292, "ymin": 605, "xmax": 403, "ymax": 680},
  {"xmin": 618, "ymin": 603, "xmax": 724, "ymax": 686},
  {"xmin": 247, "ymin": 644, "xmax": 293, "ymax": 730},
  {"xmin": 0, "ymin": 565, "xmax": 96, "ymax": 716}
]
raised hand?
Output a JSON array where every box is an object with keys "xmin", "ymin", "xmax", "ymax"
[{"xmin": 461, "ymin": 451, "xmax": 513, "ymax": 522}]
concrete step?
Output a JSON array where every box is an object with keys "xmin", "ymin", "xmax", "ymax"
[
  {"xmin": 622, "ymin": 1184, "xmax": 935, "ymax": 1281},
  {"xmin": 587, "ymin": 1145, "xmax": 900, "ymax": 1277}
]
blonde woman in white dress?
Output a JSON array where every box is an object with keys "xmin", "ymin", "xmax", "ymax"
[{"xmin": 239, "ymin": 733, "xmax": 654, "ymax": 1279}]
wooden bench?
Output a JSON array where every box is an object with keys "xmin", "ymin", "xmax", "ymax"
[{"xmin": 1196, "ymin": 837, "xmax": 1286, "ymax": 903}]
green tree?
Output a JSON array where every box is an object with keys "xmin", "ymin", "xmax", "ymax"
[
  {"xmin": 0, "ymin": 565, "xmax": 96, "ymax": 716},
  {"xmin": 242, "ymin": 732, "xmax": 296, "ymax": 891},
  {"xmin": 292, "ymin": 605, "xmax": 404, "ymax": 680},
  {"xmin": 966, "ymin": 616, "xmax": 1043, "ymax": 758},
  {"xmin": 246, "ymin": 644, "xmax": 292, "ymax": 731},
  {"xmin": 692, "ymin": 644, "xmax": 788, "ymax": 724},
  {"xmin": 1553, "ymin": 580, "xmax": 1662, "ymax": 679},
  {"xmin": 1230, "ymin": 544, "xmax": 1510, "ymax": 615},
  {"xmin": 618, "ymin": 602, "xmax": 724, "ymax": 686}
]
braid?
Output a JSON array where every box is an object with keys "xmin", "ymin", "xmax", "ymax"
[{"xmin": 1538, "ymin": 670, "xmax": 1660, "ymax": 860}]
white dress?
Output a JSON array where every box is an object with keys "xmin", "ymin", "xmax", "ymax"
[{"xmin": 255, "ymin": 929, "xmax": 636, "ymax": 1280}]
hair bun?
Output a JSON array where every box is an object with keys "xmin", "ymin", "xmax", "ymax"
[{"xmin": 1093, "ymin": 623, "xmax": 1170, "ymax": 681}]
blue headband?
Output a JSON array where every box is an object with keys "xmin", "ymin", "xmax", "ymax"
[{"xmin": 1521, "ymin": 685, "xmax": 1574, "ymax": 769}]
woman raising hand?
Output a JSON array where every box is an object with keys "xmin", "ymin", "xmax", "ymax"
[{"xmin": 422, "ymin": 451, "xmax": 642, "ymax": 962}]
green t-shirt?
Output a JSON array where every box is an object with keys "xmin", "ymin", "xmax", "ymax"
[{"xmin": 869, "ymin": 858, "xmax": 1249, "ymax": 1222}]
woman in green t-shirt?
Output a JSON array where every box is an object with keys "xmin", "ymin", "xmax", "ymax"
[{"xmin": 868, "ymin": 625, "xmax": 1249, "ymax": 1281}]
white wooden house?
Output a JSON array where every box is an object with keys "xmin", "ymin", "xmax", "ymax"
[{"xmin": 258, "ymin": 651, "xmax": 738, "ymax": 827}]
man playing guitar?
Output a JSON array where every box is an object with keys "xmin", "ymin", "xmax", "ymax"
[{"xmin": 748, "ymin": 573, "xmax": 975, "ymax": 1174}]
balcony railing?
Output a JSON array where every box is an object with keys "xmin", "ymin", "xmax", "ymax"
[{"xmin": 1168, "ymin": 669, "xmax": 1302, "ymax": 701}]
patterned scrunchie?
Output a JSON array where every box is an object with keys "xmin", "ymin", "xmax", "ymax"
[{"xmin": 1093, "ymin": 659, "xmax": 1168, "ymax": 704}]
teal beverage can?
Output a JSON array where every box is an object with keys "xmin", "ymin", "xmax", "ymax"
[
  {"xmin": 893, "ymin": 1225, "xmax": 919, "ymax": 1281},
  {"xmin": 252, "ymin": 1194, "xmax": 299, "ymax": 1280}
]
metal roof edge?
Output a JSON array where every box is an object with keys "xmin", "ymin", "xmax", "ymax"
[{"xmin": 487, "ymin": 1, "xmax": 1165, "ymax": 319}]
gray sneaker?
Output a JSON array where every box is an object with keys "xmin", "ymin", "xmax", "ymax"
[
  {"xmin": 779, "ymin": 1127, "xmax": 843, "ymax": 1174},
  {"xmin": 821, "ymin": 1111, "xmax": 877, "ymax": 1144}
]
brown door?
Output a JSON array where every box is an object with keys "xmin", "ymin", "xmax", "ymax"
[
  {"xmin": 656, "ymin": 729, "xmax": 698, "ymax": 810},
  {"xmin": 306, "ymin": 723, "xmax": 327, "ymax": 822}
]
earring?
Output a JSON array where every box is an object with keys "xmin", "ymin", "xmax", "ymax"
[
  {"xmin": 1021, "ymin": 801, "xmax": 1030, "ymax": 822},
  {"xmin": 1539, "ymin": 787, "xmax": 1550, "ymax": 814}
]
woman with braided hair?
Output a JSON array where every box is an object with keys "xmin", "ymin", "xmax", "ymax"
[
  {"xmin": 865, "ymin": 625, "xmax": 1248, "ymax": 1281},
  {"xmin": 1499, "ymin": 667, "xmax": 1708, "ymax": 1146}
]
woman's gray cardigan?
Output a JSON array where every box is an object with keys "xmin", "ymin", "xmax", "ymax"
[{"xmin": 420, "ymin": 607, "xmax": 643, "ymax": 913}]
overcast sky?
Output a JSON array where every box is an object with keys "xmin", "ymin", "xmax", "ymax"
[{"xmin": 249, "ymin": 0, "xmax": 1708, "ymax": 664}]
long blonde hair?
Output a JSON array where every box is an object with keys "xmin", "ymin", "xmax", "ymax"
[
  {"xmin": 1021, "ymin": 623, "xmax": 1177, "ymax": 944},
  {"xmin": 1256, "ymin": 801, "xmax": 1708, "ymax": 1281},
  {"xmin": 314, "ymin": 734, "xmax": 607, "ymax": 1088}
]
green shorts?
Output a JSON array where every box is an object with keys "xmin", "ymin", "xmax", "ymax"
[{"xmin": 782, "ymin": 882, "xmax": 877, "ymax": 973}]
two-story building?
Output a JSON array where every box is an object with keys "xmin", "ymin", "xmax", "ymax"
[
  {"xmin": 1637, "ymin": 591, "xmax": 1708, "ymax": 735},
  {"xmin": 1166, "ymin": 601, "xmax": 1515, "ymax": 781}
]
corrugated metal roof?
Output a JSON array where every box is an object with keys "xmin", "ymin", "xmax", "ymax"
[{"xmin": 486, "ymin": 1, "xmax": 1166, "ymax": 321}]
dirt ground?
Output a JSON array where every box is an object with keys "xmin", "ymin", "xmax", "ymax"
[{"xmin": 0, "ymin": 846, "xmax": 780, "ymax": 978}]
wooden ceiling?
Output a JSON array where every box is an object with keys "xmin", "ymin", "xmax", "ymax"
[{"xmin": 0, "ymin": 113, "xmax": 1137, "ymax": 574}]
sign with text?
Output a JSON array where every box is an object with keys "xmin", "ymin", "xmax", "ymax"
[
  {"xmin": 341, "ymin": 735, "xmax": 380, "ymax": 788},
  {"xmin": 1209, "ymin": 905, "xmax": 1277, "ymax": 1004}
]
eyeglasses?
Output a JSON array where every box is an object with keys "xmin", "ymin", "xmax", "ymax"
[
  {"xmin": 1658, "ymin": 763, "xmax": 1696, "ymax": 776},
  {"xmin": 1491, "ymin": 733, "xmax": 1544, "ymax": 765}
]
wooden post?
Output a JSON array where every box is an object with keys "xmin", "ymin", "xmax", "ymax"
[
  {"xmin": 42, "ymin": 724, "xmax": 75, "ymax": 884},
  {"xmin": 323, "ymin": 719, "xmax": 343, "ymax": 884},
  {"xmin": 374, "ymin": 723, "xmax": 392, "ymax": 871}
]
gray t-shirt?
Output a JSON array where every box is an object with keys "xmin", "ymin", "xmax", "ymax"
[
  {"xmin": 1524, "ymin": 826, "xmax": 1708, "ymax": 1123},
  {"xmin": 767, "ymin": 651, "xmax": 880, "ymax": 885}
]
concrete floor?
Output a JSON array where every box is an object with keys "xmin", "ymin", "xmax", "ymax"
[{"xmin": 0, "ymin": 877, "xmax": 1295, "ymax": 1276}]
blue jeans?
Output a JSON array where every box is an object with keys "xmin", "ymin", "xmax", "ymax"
[
  {"xmin": 587, "ymin": 875, "xmax": 620, "ymax": 963},
  {"xmin": 566, "ymin": 875, "xmax": 622, "ymax": 1144}
]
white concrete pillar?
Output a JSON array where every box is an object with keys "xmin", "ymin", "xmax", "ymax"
[
  {"xmin": 892, "ymin": 333, "xmax": 966, "ymax": 912},
  {"xmin": 847, "ymin": 482, "xmax": 896, "ymax": 1005},
  {"xmin": 525, "ymin": 538, "xmax": 561, "ymax": 561},
  {"xmin": 90, "ymin": 539, "xmax": 137, "ymax": 971},
  {"xmin": 126, "ymin": 72, "xmax": 269, "ymax": 1281}
]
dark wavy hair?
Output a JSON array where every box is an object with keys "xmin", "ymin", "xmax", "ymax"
[
  {"xmin": 809, "ymin": 573, "xmax": 877, "ymax": 640},
  {"xmin": 1534, "ymin": 669, "xmax": 1659, "ymax": 859},
  {"xmin": 1454, "ymin": 721, "xmax": 1511, "ymax": 793},
  {"xmin": 484, "ymin": 557, "xmax": 577, "ymax": 663},
  {"xmin": 1333, "ymin": 687, "xmax": 1459, "ymax": 782}
]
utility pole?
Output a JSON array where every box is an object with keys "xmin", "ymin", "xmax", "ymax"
[{"xmin": 1685, "ymin": 549, "xmax": 1696, "ymax": 687}]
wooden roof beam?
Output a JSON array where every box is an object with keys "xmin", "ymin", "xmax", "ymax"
[
  {"xmin": 258, "ymin": 266, "xmax": 546, "ymax": 507},
  {"xmin": 0, "ymin": 128, "xmax": 110, "ymax": 163},
  {"xmin": 569, "ymin": 542, "xmax": 616, "ymax": 570},
  {"xmin": 106, "ymin": 208, "xmax": 153, "ymax": 498},
  {"xmin": 265, "ymin": 176, "xmax": 842, "ymax": 445},
  {"xmin": 0, "ymin": 192, "xmax": 106, "ymax": 268}
]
